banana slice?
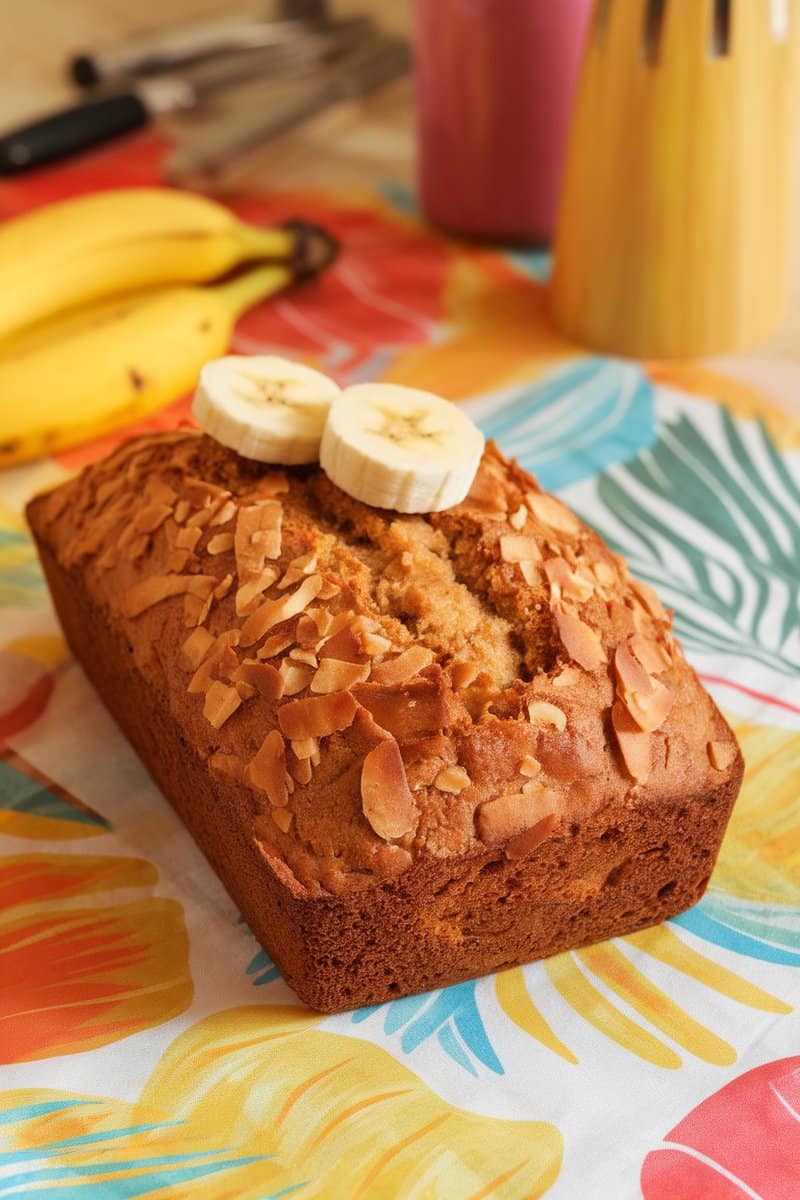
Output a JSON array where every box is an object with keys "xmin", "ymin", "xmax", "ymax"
[
  {"xmin": 193, "ymin": 355, "xmax": 340, "ymax": 465},
  {"xmin": 320, "ymin": 383, "xmax": 484, "ymax": 513}
]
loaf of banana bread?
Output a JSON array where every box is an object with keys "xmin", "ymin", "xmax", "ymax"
[{"xmin": 27, "ymin": 430, "xmax": 742, "ymax": 1011}]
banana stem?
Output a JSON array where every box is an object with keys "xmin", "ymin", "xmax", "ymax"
[
  {"xmin": 217, "ymin": 263, "xmax": 294, "ymax": 319},
  {"xmin": 236, "ymin": 223, "xmax": 296, "ymax": 261}
]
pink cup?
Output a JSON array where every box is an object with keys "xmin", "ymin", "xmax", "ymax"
[{"xmin": 414, "ymin": 0, "xmax": 593, "ymax": 243}]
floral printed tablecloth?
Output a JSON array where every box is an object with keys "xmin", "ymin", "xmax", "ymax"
[{"xmin": 1, "ymin": 137, "xmax": 799, "ymax": 1200}]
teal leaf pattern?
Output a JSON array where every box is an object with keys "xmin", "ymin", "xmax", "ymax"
[
  {"xmin": 0, "ymin": 756, "xmax": 111, "ymax": 830},
  {"xmin": 466, "ymin": 358, "xmax": 657, "ymax": 490},
  {"xmin": 674, "ymin": 894, "xmax": 800, "ymax": 967},
  {"xmin": 352, "ymin": 981, "xmax": 503, "ymax": 1078},
  {"xmin": 571, "ymin": 404, "xmax": 800, "ymax": 680},
  {"xmin": 246, "ymin": 948, "xmax": 281, "ymax": 987},
  {"xmin": 0, "ymin": 1095, "xmax": 304, "ymax": 1200}
]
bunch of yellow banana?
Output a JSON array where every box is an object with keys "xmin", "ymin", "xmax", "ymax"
[{"xmin": 0, "ymin": 188, "xmax": 335, "ymax": 467}]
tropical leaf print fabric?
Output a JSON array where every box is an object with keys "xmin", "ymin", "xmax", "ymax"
[{"xmin": 1, "ymin": 138, "xmax": 798, "ymax": 1198}]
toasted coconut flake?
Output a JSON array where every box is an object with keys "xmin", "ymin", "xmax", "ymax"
[
  {"xmin": 708, "ymin": 739, "xmax": 737, "ymax": 771},
  {"xmin": 259, "ymin": 472, "xmax": 289, "ymax": 496},
  {"xmin": 554, "ymin": 607, "xmax": 607, "ymax": 671},
  {"xmin": 187, "ymin": 629, "xmax": 240, "ymax": 694},
  {"xmin": 551, "ymin": 666, "xmax": 583, "ymax": 689},
  {"xmin": 500, "ymin": 534, "xmax": 542, "ymax": 564},
  {"xmin": 296, "ymin": 614, "xmax": 320, "ymax": 647},
  {"xmin": 370, "ymin": 645, "xmax": 435, "ymax": 686},
  {"xmin": 215, "ymin": 645, "xmax": 240, "ymax": 680},
  {"xmin": 615, "ymin": 643, "xmax": 654, "ymax": 696},
  {"xmin": 612, "ymin": 700, "xmax": 651, "ymax": 783},
  {"xmin": 236, "ymin": 680, "xmax": 257, "ymax": 700},
  {"xmin": 133, "ymin": 501, "xmax": 172, "ymax": 534},
  {"xmin": 276, "ymin": 566, "xmax": 303, "ymax": 591},
  {"xmin": 311, "ymin": 657, "xmax": 371, "ymax": 694},
  {"xmin": 278, "ymin": 660, "xmax": 313, "ymax": 696},
  {"xmin": 143, "ymin": 478, "xmax": 177, "ymax": 507},
  {"xmin": 236, "ymin": 566, "xmax": 280, "ymax": 616},
  {"xmin": 434, "ymin": 765, "xmax": 471, "ymax": 793},
  {"xmin": 210, "ymin": 498, "xmax": 237, "ymax": 527},
  {"xmin": 624, "ymin": 679, "xmax": 674, "ymax": 732},
  {"xmin": 290, "ymin": 551, "xmax": 318, "ymax": 573},
  {"xmin": 179, "ymin": 627, "xmax": 215, "ymax": 672},
  {"xmin": 213, "ymin": 573, "xmax": 233, "ymax": 600},
  {"xmin": 184, "ymin": 478, "xmax": 228, "ymax": 506},
  {"xmin": 207, "ymin": 532, "xmax": 235, "ymax": 555},
  {"xmin": 318, "ymin": 623, "xmax": 362, "ymax": 663},
  {"xmin": 289, "ymin": 647, "xmax": 318, "ymax": 667},
  {"xmin": 545, "ymin": 557, "xmax": 595, "ymax": 603},
  {"xmin": 317, "ymin": 579, "xmax": 340, "ymax": 600},
  {"xmin": 175, "ymin": 525, "xmax": 202, "ymax": 552},
  {"xmin": 631, "ymin": 578, "xmax": 668, "ymax": 622},
  {"xmin": 306, "ymin": 607, "xmax": 334, "ymax": 639},
  {"xmin": 167, "ymin": 548, "xmax": 192, "ymax": 573},
  {"xmin": 203, "ymin": 680, "xmax": 242, "ymax": 729},
  {"xmin": 319, "ymin": 611, "xmax": 355, "ymax": 639},
  {"xmin": 236, "ymin": 659, "xmax": 282, "ymax": 700},
  {"xmin": 123, "ymin": 572, "xmax": 216, "ymax": 618},
  {"xmin": 279, "ymin": 691, "xmax": 358, "ymax": 740},
  {"xmin": 272, "ymin": 807, "xmax": 294, "ymax": 832},
  {"xmin": 593, "ymin": 560, "xmax": 617, "ymax": 586},
  {"xmin": 509, "ymin": 505, "xmax": 528, "ymax": 530},
  {"xmin": 354, "ymin": 679, "xmax": 450, "ymax": 739},
  {"xmin": 518, "ymin": 754, "xmax": 541, "ymax": 778},
  {"xmin": 291, "ymin": 737, "xmax": 318, "ymax": 760},
  {"xmin": 466, "ymin": 469, "xmax": 508, "ymax": 515},
  {"xmin": 629, "ymin": 633, "xmax": 671, "ymax": 674},
  {"xmin": 247, "ymin": 729, "xmax": 289, "ymax": 806},
  {"xmin": 183, "ymin": 592, "xmax": 208, "ymax": 627},
  {"xmin": 174, "ymin": 499, "xmax": 190, "ymax": 524},
  {"xmin": 526, "ymin": 492, "xmax": 580, "ymax": 534},
  {"xmin": 290, "ymin": 756, "xmax": 313, "ymax": 785},
  {"xmin": 362, "ymin": 630, "xmax": 393, "ymax": 657},
  {"xmin": 361, "ymin": 739, "xmax": 417, "ymax": 840},
  {"xmin": 451, "ymin": 660, "xmax": 481, "ymax": 689},
  {"xmin": 129, "ymin": 534, "xmax": 150, "ymax": 562},
  {"xmin": 477, "ymin": 785, "xmax": 559, "ymax": 845},
  {"xmin": 183, "ymin": 574, "xmax": 220, "ymax": 627},
  {"xmin": 240, "ymin": 574, "xmax": 323, "ymax": 646},
  {"xmin": 271, "ymin": 806, "xmax": 292, "ymax": 835},
  {"xmin": 519, "ymin": 560, "xmax": 542, "ymax": 586},
  {"xmin": 186, "ymin": 505, "xmax": 219, "ymax": 529},
  {"xmin": 235, "ymin": 500, "xmax": 283, "ymax": 586},
  {"xmin": 505, "ymin": 815, "xmax": 558, "ymax": 860},
  {"xmin": 527, "ymin": 700, "xmax": 567, "ymax": 731},
  {"xmin": 258, "ymin": 631, "xmax": 296, "ymax": 660}
]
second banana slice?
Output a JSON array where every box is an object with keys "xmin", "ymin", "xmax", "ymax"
[{"xmin": 321, "ymin": 382, "xmax": 484, "ymax": 513}]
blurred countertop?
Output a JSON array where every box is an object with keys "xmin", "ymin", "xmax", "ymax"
[{"xmin": 1, "ymin": 0, "xmax": 798, "ymax": 391}]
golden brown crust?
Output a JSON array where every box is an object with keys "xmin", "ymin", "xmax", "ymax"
[
  {"xmin": 27, "ymin": 430, "xmax": 744, "ymax": 1010},
  {"xmin": 27, "ymin": 431, "xmax": 742, "ymax": 904}
]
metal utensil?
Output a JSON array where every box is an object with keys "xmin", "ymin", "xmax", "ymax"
[
  {"xmin": 165, "ymin": 35, "xmax": 410, "ymax": 184},
  {"xmin": 0, "ymin": 21, "xmax": 371, "ymax": 175},
  {"xmin": 69, "ymin": 8, "xmax": 325, "ymax": 87}
]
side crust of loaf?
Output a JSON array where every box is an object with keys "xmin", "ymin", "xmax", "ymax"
[{"xmin": 35, "ymin": 535, "xmax": 740, "ymax": 1012}]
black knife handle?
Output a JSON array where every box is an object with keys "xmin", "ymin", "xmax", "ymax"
[{"xmin": 0, "ymin": 93, "xmax": 149, "ymax": 175}]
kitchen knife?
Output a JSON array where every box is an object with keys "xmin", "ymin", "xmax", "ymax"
[{"xmin": 0, "ymin": 23, "xmax": 370, "ymax": 176}]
